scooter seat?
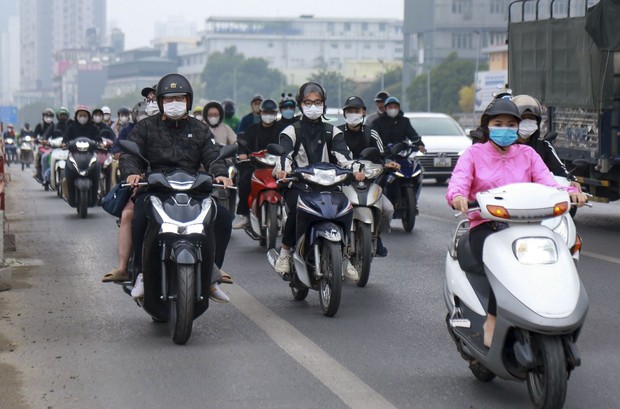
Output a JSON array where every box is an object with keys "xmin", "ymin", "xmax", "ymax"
[{"xmin": 457, "ymin": 231, "xmax": 484, "ymax": 275}]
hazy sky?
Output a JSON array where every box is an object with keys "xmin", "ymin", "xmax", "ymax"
[{"xmin": 107, "ymin": 0, "xmax": 404, "ymax": 49}]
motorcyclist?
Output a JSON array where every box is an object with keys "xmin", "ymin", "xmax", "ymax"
[
  {"xmin": 204, "ymin": 100, "xmax": 237, "ymax": 146},
  {"xmin": 2, "ymin": 124, "xmax": 16, "ymax": 140},
  {"xmin": 20, "ymin": 123, "xmax": 34, "ymax": 138},
  {"xmin": 446, "ymin": 97, "xmax": 588, "ymax": 347},
  {"xmin": 338, "ymin": 96, "xmax": 396, "ymax": 257},
  {"xmin": 276, "ymin": 93, "xmax": 299, "ymax": 131},
  {"xmin": 221, "ymin": 99, "xmax": 240, "ymax": 132},
  {"xmin": 101, "ymin": 106, "xmax": 113, "ymax": 128},
  {"xmin": 63, "ymin": 106, "xmax": 102, "ymax": 144},
  {"xmin": 114, "ymin": 107, "xmax": 132, "ymax": 135},
  {"xmin": 44, "ymin": 107, "xmax": 73, "ymax": 139},
  {"xmin": 365, "ymin": 90, "xmax": 390, "ymax": 128},
  {"xmin": 2, "ymin": 124, "xmax": 17, "ymax": 166},
  {"xmin": 92, "ymin": 107, "xmax": 116, "ymax": 137},
  {"xmin": 232, "ymin": 98, "xmax": 282, "ymax": 229},
  {"xmin": 142, "ymin": 84, "xmax": 160, "ymax": 117},
  {"xmin": 120, "ymin": 73, "xmax": 233, "ymax": 302},
  {"xmin": 237, "ymin": 94, "xmax": 263, "ymax": 134},
  {"xmin": 33, "ymin": 108, "xmax": 55, "ymax": 182},
  {"xmin": 192, "ymin": 106, "xmax": 204, "ymax": 122},
  {"xmin": 511, "ymin": 94, "xmax": 581, "ymax": 190},
  {"xmin": 273, "ymin": 81, "xmax": 364, "ymax": 280}
]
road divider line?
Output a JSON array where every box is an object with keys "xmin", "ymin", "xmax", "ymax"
[
  {"xmin": 227, "ymin": 285, "xmax": 398, "ymax": 409},
  {"xmin": 581, "ymin": 251, "xmax": 620, "ymax": 265}
]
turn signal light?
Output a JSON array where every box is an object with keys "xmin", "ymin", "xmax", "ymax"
[
  {"xmin": 553, "ymin": 201, "xmax": 569, "ymax": 216},
  {"xmin": 486, "ymin": 205, "xmax": 510, "ymax": 219},
  {"xmin": 570, "ymin": 234, "xmax": 582, "ymax": 255}
]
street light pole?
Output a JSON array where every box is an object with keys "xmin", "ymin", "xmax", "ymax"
[
  {"xmin": 233, "ymin": 65, "xmax": 238, "ymax": 103},
  {"xmin": 378, "ymin": 59, "xmax": 385, "ymax": 90},
  {"xmin": 472, "ymin": 30, "xmax": 482, "ymax": 126}
]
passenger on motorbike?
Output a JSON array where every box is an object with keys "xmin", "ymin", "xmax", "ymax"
[
  {"xmin": 114, "ymin": 107, "xmax": 132, "ymax": 136},
  {"xmin": 512, "ymin": 94, "xmax": 581, "ymax": 191},
  {"xmin": 233, "ymin": 98, "xmax": 282, "ymax": 229},
  {"xmin": 120, "ymin": 73, "xmax": 233, "ymax": 302},
  {"xmin": 101, "ymin": 106, "xmax": 113, "ymax": 128},
  {"xmin": 204, "ymin": 101, "xmax": 237, "ymax": 146},
  {"xmin": 338, "ymin": 96, "xmax": 396, "ymax": 257},
  {"xmin": 43, "ymin": 107, "xmax": 73, "ymax": 139},
  {"xmin": 33, "ymin": 108, "xmax": 55, "ymax": 183},
  {"xmin": 365, "ymin": 90, "xmax": 389, "ymax": 128},
  {"xmin": 92, "ymin": 107, "xmax": 116, "ymax": 137},
  {"xmin": 273, "ymin": 81, "xmax": 365, "ymax": 280},
  {"xmin": 446, "ymin": 98, "xmax": 588, "ymax": 348},
  {"xmin": 237, "ymin": 94, "xmax": 263, "ymax": 134},
  {"xmin": 276, "ymin": 93, "xmax": 299, "ymax": 131},
  {"xmin": 192, "ymin": 106, "xmax": 203, "ymax": 122},
  {"xmin": 221, "ymin": 99, "xmax": 240, "ymax": 132}
]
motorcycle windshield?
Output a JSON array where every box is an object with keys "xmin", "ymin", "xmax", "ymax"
[{"xmin": 147, "ymin": 170, "xmax": 213, "ymax": 193}]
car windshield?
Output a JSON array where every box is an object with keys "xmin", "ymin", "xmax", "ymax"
[{"xmin": 409, "ymin": 117, "xmax": 464, "ymax": 136}]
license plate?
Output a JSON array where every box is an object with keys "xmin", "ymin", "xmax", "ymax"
[{"xmin": 433, "ymin": 157, "xmax": 451, "ymax": 167}]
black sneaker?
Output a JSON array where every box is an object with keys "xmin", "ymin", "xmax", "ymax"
[{"xmin": 376, "ymin": 237, "xmax": 388, "ymax": 257}]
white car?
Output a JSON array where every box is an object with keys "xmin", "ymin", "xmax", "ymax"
[{"xmin": 404, "ymin": 112, "xmax": 471, "ymax": 184}]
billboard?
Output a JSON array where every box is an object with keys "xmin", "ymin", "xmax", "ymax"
[
  {"xmin": 474, "ymin": 71, "xmax": 507, "ymax": 112},
  {"xmin": 0, "ymin": 106, "xmax": 18, "ymax": 127}
]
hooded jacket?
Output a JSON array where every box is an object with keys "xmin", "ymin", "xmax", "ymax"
[
  {"xmin": 371, "ymin": 110, "xmax": 424, "ymax": 149},
  {"xmin": 63, "ymin": 111, "xmax": 101, "ymax": 144},
  {"xmin": 204, "ymin": 101, "xmax": 237, "ymax": 145}
]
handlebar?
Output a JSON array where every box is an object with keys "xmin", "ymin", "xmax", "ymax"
[{"xmin": 121, "ymin": 182, "xmax": 237, "ymax": 190}]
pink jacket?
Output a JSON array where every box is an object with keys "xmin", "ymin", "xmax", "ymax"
[{"xmin": 446, "ymin": 142, "xmax": 577, "ymax": 229}]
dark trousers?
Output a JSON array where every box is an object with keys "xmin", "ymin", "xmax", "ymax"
[
  {"xmin": 132, "ymin": 193, "xmax": 232, "ymax": 274},
  {"xmin": 281, "ymin": 188, "xmax": 302, "ymax": 247},
  {"xmin": 235, "ymin": 162, "xmax": 254, "ymax": 216},
  {"xmin": 469, "ymin": 222, "xmax": 498, "ymax": 315}
]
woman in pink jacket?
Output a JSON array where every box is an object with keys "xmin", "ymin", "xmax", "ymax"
[{"xmin": 446, "ymin": 98, "xmax": 587, "ymax": 347}]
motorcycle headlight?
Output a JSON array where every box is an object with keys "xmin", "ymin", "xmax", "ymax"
[
  {"xmin": 513, "ymin": 237, "xmax": 558, "ymax": 264},
  {"xmin": 257, "ymin": 154, "xmax": 278, "ymax": 166},
  {"xmin": 302, "ymin": 169, "xmax": 348, "ymax": 186},
  {"xmin": 76, "ymin": 141, "xmax": 90, "ymax": 152},
  {"xmin": 363, "ymin": 164, "xmax": 383, "ymax": 179}
]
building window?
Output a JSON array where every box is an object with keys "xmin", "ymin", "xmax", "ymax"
[
  {"xmin": 452, "ymin": 33, "xmax": 473, "ymax": 49},
  {"xmin": 452, "ymin": 0, "xmax": 473, "ymax": 14},
  {"xmin": 344, "ymin": 22, "xmax": 351, "ymax": 31},
  {"xmin": 379, "ymin": 23, "xmax": 386, "ymax": 32},
  {"xmin": 344, "ymin": 42, "xmax": 352, "ymax": 49},
  {"xmin": 378, "ymin": 43, "xmax": 385, "ymax": 50},
  {"xmin": 362, "ymin": 22, "xmax": 368, "ymax": 31},
  {"xmin": 331, "ymin": 42, "xmax": 338, "ymax": 49},
  {"xmin": 364, "ymin": 42, "xmax": 372, "ymax": 49},
  {"xmin": 328, "ymin": 22, "xmax": 335, "ymax": 32},
  {"xmin": 490, "ymin": 0, "xmax": 506, "ymax": 14}
]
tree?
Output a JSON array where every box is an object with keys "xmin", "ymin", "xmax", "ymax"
[
  {"xmin": 407, "ymin": 52, "xmax": 476, "ymax": 114},
  {"xmin": 100, "ymin": 93, "xmax": 142, "ymax": 114},
  {"xmin": 307, "ymin": 69, "xmax": 357, "ymax": 108},
  {"xmin": 19, "ymin": 100, "xmax": 54, "ymax": 130},
  {"xmin": 459, "ymin": 84, "xmax": 475, "ymax": 113},
  {"xmin": 201, "ymin": 47, "xmax": 287, "ymax": 116}
]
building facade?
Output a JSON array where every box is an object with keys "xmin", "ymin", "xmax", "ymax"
[{"xmin": 178, "ymin": 16, "xmax": 404, "ymax": 90}]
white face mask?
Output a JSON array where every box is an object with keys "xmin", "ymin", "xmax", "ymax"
[
  {"xmin": 261, "ymin": 114, "xmax": 277, "ymax": 125},
  {"xmin": 119, "ymin": 115, "xmax": 129, "ymax": 124},
  {"xmin": 194, "ymin": 114, "xmax": 203, "ymax": 122},
  {"xmin": 103, "ymin": 113, "xmax": 111, "ymax": 121},
  {"xmin": 387, "ymin": 108, "xmax": 399, "ymax": 118},
  {"xmin": 163, "ymin": 101, "xmax": 187, "ymax": 119},
  {"xmin": 302, "ymin": 105, "xmax": 323, "ymax": 120},
  {"xmin": 207, "ymin": 116, "xmax": 220, "ymax": 126},
  {"xmin": 43, "ymin": 116, "xmax": 53, "ymax": 124},
  {"xmin": 345, "ymin": 113, "xmax": 364, "ymax": 127},
  {"xmin": 77, "ymin": 116, "xmax": 89, "ymax": 125},
  {"xmin": 93, "ymin": 115, "xmax": 103, "ymax": 124},
  {"xmin": 518, "ymin": 119, "xmax": 538, "ymax": 138},
  {"xmin": 145, "ymin": 101, "xmax": 159, "ymax": 116}
]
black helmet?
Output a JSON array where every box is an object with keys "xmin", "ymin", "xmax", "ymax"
[
  {"xmin": 512, "ymin": 94, "xmax": 542, "ymax": 122},
  {"xmin": 296, "ymin": 81, "xmax": 327, "ymax": 113},
  {"xmin": 259, "ymin": 99, "xmax": 278, "ymax": 112},
  {"xmin": 343, "ymin": 96, "xmax": 366, "ymax": 110},
  {"xmin": 42, "ymin": 108, "xmax": 54, "ymax": 117},
  {"xmin": 156, "ymin": 73, "xmax": 193, "ymax": 112},
  {"xmin": 374, "ymin": 91, "xmax": 390, "ymax": 102},
  {"xmin": 117, "ymin": 107, "xmax": 131, "ymax": 116},
  {"xmin": 480, "ymin": 98, "xmax": 521, "ymax": 128},
  {"xmin": 131, "ymin": 101, "xmax": 147, "ymax": 122},
  {"xmin": 141, "ymin": 84, "xmax": 157, "ymax": 98},
  {"xmin": 221, "ymin": 99, "xmax": 235, "ymax": 116},
  {"xmin": 279, "ymin": 93, "xmax": 296, "ymax": 109}
]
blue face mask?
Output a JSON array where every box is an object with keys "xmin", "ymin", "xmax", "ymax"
[
  {"xmin": 489, "ymin": 127, "xmax": 518, "ymax": 147},
  {"xmin": 281, "ymin": 109, "xmax": 295, "ymax": 120}
]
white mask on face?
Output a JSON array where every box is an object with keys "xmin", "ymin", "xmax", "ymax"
[
  {"xmin": 518, "ymin": 119, "xmax": 538, "ymax": 138},
  {"xmin": 261, "ymin": 114, "xmax": 277, "ymax": 124},
  {"xmin": 43, "ymin": 116, "xmax": 53, "ymax": 124},
  {"xmin": 302, "ymin": 105, "xmax": 323, "ymax": 120},
  {"xmin": 345, "ymin": 113, "xmax": 364, "ymax": 127},
  {"xmin": 145, "ymin": 101, "xmax": 159, "ymax": 116},
  {"xmin": 93, "ymin": 115, "xmax": 103, "ymax": 124},
  {"xmin": 387, "ymin": 108, "xmax": 399, "ymax": 118},
  {"xmin": 163, "ymin": 101, "xmax": 187, "ymax": 119},
  {"xmin": 77, "ymin": 116, "xmax": 89, "ymax": 125},
  {"xmin": 119, "ymin": 115, "xmax": 129, "ymax": 124},
  {"xmin": 194, "ymin": 114, "xmax": 203, "ymax": 122},
  {"xmin": 207, "ymin": 116, "xmax": 220, "ymax": 126},
  {"xmin": 103, "ymin": 113, "xmax": 111, "ymax": 121}
]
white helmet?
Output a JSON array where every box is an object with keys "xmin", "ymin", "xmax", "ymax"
[{"xmin": 101, "ymin": 106, "xmax": 111, "ymax": 115}]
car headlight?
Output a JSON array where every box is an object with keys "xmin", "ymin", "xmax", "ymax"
[
  {"xmin": 513, "ymin": 237, "xmax": 558, "ymax": 264},
  {"xmin": 302, "ymin": 169, "xmax": 348, "ymax": 186}
]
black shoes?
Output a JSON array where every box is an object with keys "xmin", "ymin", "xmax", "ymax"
[{"xmin": 376, "ymin": 237, "xmax": 389, "ymax": 257}]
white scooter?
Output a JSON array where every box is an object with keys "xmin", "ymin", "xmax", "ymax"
[
  {"xmin": 444, "ymin": 183, "xmax": 588, "ymax": 409},
  {"xmin": 48, "ymin": 137, "xmax": 69, "ymax": 198}
]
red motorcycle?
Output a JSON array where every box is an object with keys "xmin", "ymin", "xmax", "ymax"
[{"xmin": 243, "ymin": 150, "xmax": 284, "ymax": 250}]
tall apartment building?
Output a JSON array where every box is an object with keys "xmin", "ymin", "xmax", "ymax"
[
  {"xmin": 178, "ymin": 16, "xmax": 403, "ymax": 89},
  {"xmin": 19, "ymin": 0, "xmax": 106, "ymax": 100},
  {"xmin": 0, "ymin": 0, "xmax": 20, "ymax": 105}
]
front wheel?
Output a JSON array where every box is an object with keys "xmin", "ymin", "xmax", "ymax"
[
  {"xmin": 265, "ymin": 203, "xmax": 279, "ymax": 250},
  {"xmin": 56, "ymin": 169, "xmax": 64, "ymax": 198},
  {"xmin": 78, "ymin": 189, "xmax": 88, "ymax": 219},
  {"xmin": 352, "ymin": 222, "xmax": 372, "ymax": 287},
  {"xmin": 526, "ymin": 334, "xmax": 568, "ymax": 409},
  {"xmin": 291, "ymin": 285, "xmax": 309, "ymax": 301},
  {"xmin": 169, "ymin": 264, "xmax": 196, "ymax": 345},
  {"xmin": 401, "ymin": 187, "xmax": 416, "ymax": 232},
  {"xmin": 318, "ymin": 239, "xmax": 343, "ymax": 317}
]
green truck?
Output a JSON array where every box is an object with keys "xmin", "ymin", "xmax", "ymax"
[{"xmin": 508, "ymin": 0, "xmax": 620, "ymax": 202}]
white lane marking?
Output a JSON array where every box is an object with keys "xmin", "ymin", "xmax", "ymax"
[
  {"xmin": 227, "ymin": 285, "xmax": 398, "ymax": 409},
  {"xmin": 419, "ymin": 214, "xmax": 620, "ymax": 265}
]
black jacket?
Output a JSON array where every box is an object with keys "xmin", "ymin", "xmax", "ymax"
[
  {"xmin": 338, "ymin": 124, "xmax": 383, "ymax": 160},
  {"xmin": 525, "ymin": 131, "xmax": 575, "ymax": 181},
  {"xmin": 34, "ymin": 122, "xmax": 53, "ymax": 139},
  {"xmin": 120, "ymin": 115, "xmax": 227, "ymax": 180},
  {"xmin": 238, "ymin": 122, "xmax": 281, "ymax": 154},
  {"xmin": 63, "ymin": 121, "xmax": 102, "ymax": 144},
  {"xmin": 372, "ymin": 111, "xmax": 424, "ymax": 149}
]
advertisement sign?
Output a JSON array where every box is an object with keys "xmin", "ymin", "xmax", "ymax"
[{"xmin": 474, "ymin": 71, "xmax": 508, "ymax": 112}]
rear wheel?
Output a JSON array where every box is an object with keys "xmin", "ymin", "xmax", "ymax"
[
  {"xmin": 401, "ymin": 187, "xmax": 416, "ymax": 232},
  {"xmin": 265, "ymin": 203, "xmax": 279, "ymax": 250},
  {"xmin": 318, "ymin": 239, "xmax": 343, "ymax": 317},
  {"xmin": 78, "ymin": 189, "xmax": 88, "ymax": 219},
  {"xmin": 169, "ymin": 264, "xmax": 196, "ymax": 345},
  {"xmin": 526, "ymin": 334, "xmax": 568, "ymax": 409},
  {"xmin": 352, "ymin": 222, "xmax": 372, "ymax": 287}
]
